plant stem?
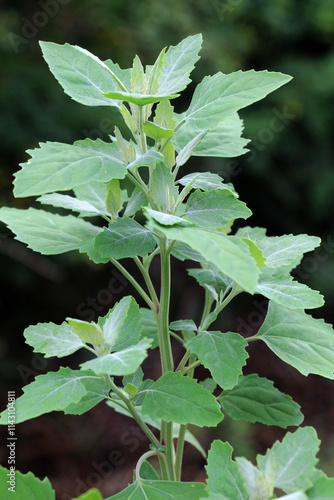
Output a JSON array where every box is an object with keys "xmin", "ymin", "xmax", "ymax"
[
  {"xmin": 175, "ymin": 424, "xmax": 187, "ymax": 481},
  {"xmin": 181, "ymin": 360, "xmax": 201, "ymax": 375},
  {"xmin": 134, "ymin": 256, "xmax": 159, "ymax": 309}
]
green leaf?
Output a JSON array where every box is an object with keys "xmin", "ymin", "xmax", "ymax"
[
  {"xmin": 154, "ymin": 99, "xmax": 176, "ymax": 130},
  {"xmin": 0, "ymin": 367, "xmax": 88, "ymax": 424},
  {"xmin": 173, "ymin": 113, "xmax": 249, "ymax": 158},
  {"xmin": 183, "ymin": 190, "xmax": 251, "ymax": 228},
  {"xmin": 186, "ymin": 331, "xmax": 248, "ymax": 390},
  {"xmin": 205, "ymin": 440, "xmax": 248, "ymax": 499},
  {"xmin": 80, "ymin": 338, "xmax": 152, "ymax": 376},
  {"xmin": 235, "ymin": 456, "xmax": 275, "ymax": 500},
  {"xmin": 99, "ymin": 296, "xmax": 142, "ymax": 350},
  {"xmin": 176, "ymin": 131, "xmax": 207, "ymax": 168},
  {"xmin": 140, "ymin": 308, "xmax": 159, "ymax": 348},
  {"xmin": 141, "ymin": 371, "xmax": 223, "ymax": 427},
  {"xmin": 39, "ymin": 41, "xmax": 129, "ymax": 108},
  {"xmin": 105, "ymin": 479, "xmax": 207, "ymax": 499},
  {"xmin": 254, "ymin": 301, "xmax": 334, "ymax": 378},
  {"xmin": 170, "ymin": 319, "xmax": 197, "ymax": 331},
  {"xmin": 172, "ymin": 241, "xmax": 209, "ymax": 264},
  {"xmin": 131, "ymin": 54, "xmax": 146, "ymax": 93},
  {"xmin": 149, "ymin": 223, "xmax": 259, "ymax": 293},
  {"xmin": 66, "ymin": 318, "xmax": 104, "ymax": 345},
  {"xmin": 146, "ymin": 47, "xmax": 166, "ymax": 94},
  {"xmin": 150, "ymin": 163, "xmax": 178, "ymax": 209},
  {"xmin": 178, "ymin": 172, "xmax": 237, "ymax": 195},
  {"xmin": 74, "ymin": 489, "xmax": 104, "ymax": 500},
  {"xmin": 14, "ymin": 139, "xmax": 126, "ymax": 197},
  {"xmin": 124, "ymin": 187, "xmax": 147, "ymax": 217},
  {"xmin": 74, "ymin": 181, "xmax": 109, "ymax": 214},
  {"xmin": 0, "ymin": 465, "xmax": 55, "ymax": 500},
  {"xmin": 103, "ymin": 91, "xmax": 179, "ymax": 106},
  {"xmin": 307, "ymin": 475, "xmax": 334, "ymax": 499},
  {"xmin": 257, "ymin": 427, "xmax": 320, "ymax": 493},
  {"xmin": 187, "ymin": 268, "xmax": 233, "ymax": 296},
  {"xmin": 78, "ymin": 232, "xmax": 109, "ymax": 264},
  {"xmin": 219, "ymin": 374, "xmax": 303, "ymax": 427},
  {"xmin": 94, "ymin": 217, "xmax": 156, "ymax": 259},
  {"xmin": 143, "ymin": 121, "xmax": 175, "ymax": 142},
  {"xmin": 256, "ymin": 268, "xmax": 324, "ymax": 309},
  {"xmin": 185, "ymin": 70, "xmax": 292, "ymax": 130},
  {"xmin": 144, "ymin": 207, "xmax": 192, "ymax": 226},
  {"xmin": 241, "ymin": 237, "xmax": 267, "ymax": 269},
  {"xmin": 157, "ymin": 33, "xmax": 203, "ymax": 95},
  {"xmin": 106, "ymin": 179, "xmax": 123, "ymax": 220},
  {"xmin": 64, "ymin": 378, "xmax": 110, "ymax": 415},
  {"xmin": 127, "ymin": 148, "xmax": 164, "ymax": 169},
  {"xmin": 23, "ymin": 321, "xmax": 86, "ymax": 358},
  {"xmin": 0, "ymin": 207, "xmax": 100, "ymax": 255},
  {"xmin": 37, "ymin": 193, "xmax": 104, "ymax": 217}
]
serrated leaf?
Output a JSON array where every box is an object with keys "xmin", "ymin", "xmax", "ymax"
[
  {"xmin": 241, "ymin": 238, "xmax": 267, "ymax": 269},
  {"xmin": 66, "ymin": 318, "xmax": 104, "ymax": 345},
  {"xmin": 127, "ymin": 148, "xmax": 164, "ymax": 169},
  {"xmin": 185, "ymin": 70, "xmax": 292, "ymax": 130},
  {"xmin": 257, "ymin": 427, "xmax": 320, "ymax": 493},
  {"xmin": 149, "ymin": 223, "xmax": 259, "ymax": 293},
  {"xmin": 176, "ymin": 131, "xmax": 207, "ymax": 168},
  {"xmin": 105, "ymin": 479, "xmax": 207, "ymax": 499},
  {"xmin": 205, "ymin": 440, "xmax": 248, "ymax": 499},
  {"xmin": 0, "ymin": 207, "xmax": 100, "ymax": 255},
  {"xmin": 80, "ymin": 338, "xmax": 153, "ymax": 376},
  {"xmin": 37, "ymin": 193, "xmax": 104, "ymax": 217},
  {"xmin": 79, "ymin": 232, "xmax": 109, "ymax": 264},
  {"xmin": 187, "ymin": 268, "xmax": 233, "ymax": 295},
  {"xmin": 103, "ymin": 91, "xmax": 179, "ymax": 106},
  {"xmin": 94, "ymin": 217, "xmax": 156, "ymax": 259},
  {"xmin": 256, "ymin": 268, "xmax": 324, "ymax": 309},
  {"xmin": 174, "ymin": 113, "xmax": 249, "ymax": 158},
  {"xmin": 0, "ymin": 465, "xmax": 55, "ymax": 500},
  {"xmin": 219, "ymin": 374, "xmax": 303, "ymax": 427},
  {"xmin": 64, "ymin": 378, "xmax": 110, "ymax": 415},
  {"xmin": 157, "ymin": 33, "xmax": 203, "ymax": 95},
  {"xmin": 150, "ymin": 162, "xmax": 178, "ymax": 210},
  {"xmin": 23, "ymin": 321, "xmax": 86, "ymax": 358},
  {"xmin": 178, "ymin": 172, "xmax": 237, "ymax": 195},
  {"xmin": 183, "ymin": 190, "xmax": 251, "ymax": 228},
  {"xmin": 142, "ymin": 371, "xmax": 223, "ymax": 427},
  {"xmin": 154, "ymin": 99, "xmax": 176, "ymax": 130},
  {"xmin": 307, "ymin": 475, "xmax": 334, "ymax": 499},
  {"xmin": 254, "ymin": 301, "xmax": 334, "ymax": 378},
  {"xmin": 0, "ymin": 367, "xmax": 88, "ymax": 424},
  {"xmin": 144, "ymin": 207, "xmax": 192, "ymax": 226},
  {"xmin": 40, "ymin": 41, "xmax": 129, "ymax": 108},
  {"xmin": 74, "ymin": 181, "xmax": 109, "ymax": 214},
  {"xmin": 14, "ymin": 139, "xmax": 126, "ymax": 197},
  {"xmin": 99, "ymin": 296, "xmax": 142, "ymax": 350},
  {"xmin": 235, "ymin": 456, "xmax": 274, "ymax": 500},
  {"xmin": 143, "ymin": 121, "xmax": 175, "ymax": 141},
  {"xmin": 186, "ymin": 331, "xmax": 248, "ymax": 390}
]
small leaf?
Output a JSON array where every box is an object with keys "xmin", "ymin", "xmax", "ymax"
[
  {"xmin": 103, "ymin": 91, "xmax": 179, "ymax": 106},
  {"xmin": 154, "ymin": 99, "xmax": 176, "ymax": 130},
  {"xmin": 143, "ymin": 121, "xmax": 175, "ymax": 141},
  {"xmin": 0, "ymin": 465, "xmax": 55, "ymax": 500},
  {"xmin": 170, "ymin": 319, "xmax": 197, "ymax": 331},
  {"xmin": 127, "ymin": 148, "xmax": 164, "ymax": 169},
  {"xmin": 150, "ymin": 163, "xmax": 178, "ymax": 210},
  {"xmin": 178, "ymin": 171, "xmax": 237, "ymax": 196},
  {"xmin": 176, "ymin": 131, "xmax": 206, "ymax": 168},
  {"xmin": 254, "ymin": 301, "xmax": 334, "ymax": 378},
  {"xmin": 241, "ymin": 237, "xmax": 267, "ymax": 269},
  {"xmin": 146, "ymin": 47, "xmax": 166, "ymax": 94},
  {"xmin": 106, "ymin": 179, "xmax": 122, "ymax": 219},
  {"xmin": 37, "ymin": 193, "xmax": 104, "ymax": 217},
  {"xmin": 94, "ymin": 217, "xmax": 156, "ymax": 259},
  {"xmin": 219, "ymin": 374, "xmax": 303, "ymax": 427},
  {"xmin": 105, "ymin": 479, "xmax": 207, "ymax": 499},
  {"xmin": 142, "ymin": 371, "xmax": 223, "ymax": 427},
  {"xmin": 74, "ymin": 489, "xmax": 104, "ymax": 500},
  {"xmin": 124, "ymin": 187, "xmax": 147, "ymax": 217},
  {"xmin": 186, "ymin": 331, "xmax": 248, "ymax": 389},
  {"xmin": 66, "ymin": 318, "xmax": 104, "ymax": 345},
  {"xmin": 144, "ymin": 207, "xmax": 192, "ymax": 226}
]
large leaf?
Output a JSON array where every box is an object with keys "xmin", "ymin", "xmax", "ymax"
[
  {"xmin": 94, "ymin": 217, "xmax": 156, "ymax": 259},
  {"xmin": 98, "ymin": 296, "xmax": 142, "ymax": 350},
  {"xmin": 149, "ymin": 222, "xmax": 259, "ymax": 293},
  {"xmin": 14, "ymin": 139, "xmax": 126, "ymax": 197},
  {"xmin": 141, "ymin": 371, "xmax": 223, "ymax": 427},
  {"xmin": 157, "ymin": 33, "xmax": 202, "ymax": 95},
  {"xmin": 0, "ymin": 368, "xmax": 89, "ymax": 424},
  {"xmin": 178, "ymin": 171, "xmax": 237, "ymax": 195},
  {"xmin": 23, "ymin": 322, "xmax": 86, "ymax": 358},
  {"xmin": 307, "ymin": 475, "xmax": 334, "ymax": 499},
  {"xmin": 40, "ymin": 41, "xmax": 129, "ymax": 107},
  {"xmin": 219, "ymin": 374, "xmax": 303, "ymax": 428},
  {"xmin": 37, "ymin": 193, "xmax": 106, "ymax": 217},
  {"xmin": 254, "ymin": 301, "xmax": 334, "ymax": 378},
  {"xmin": 0, "ymin": 466, "xmax": 55, "ymax": 500},
  {"xmin": 0, "ymin": 207, "xmax": 100, "ymax": 255},
  {"xmin": 173, "ymin": 113, "xmax": 249, "ymax": 158},
  {"xmin": 74, "ymin": 181, "xmax": 108, "ymax": 214},
  {"xmin": 105, "ymin": 479, "xmax": 207, "ymax": 499},
  {"xmin": 205, "ymin": 440, "xmax": 248, "ymax": 500},
  {"xmin": 185, "ymin": 70, "xmax": 292, "ymax": 130},
  {"xmin": 80, "ymin": 338, "xmax": 153, "ymax": 376},
  {"xmin": 186, "ymin": 331, "xmax": 248, "ymax": 389},
  {"xmin": 257, "ymin": 427, "xmax": 320, "ymax": 493},
  {"xmin": 183, "ymin": 189, "xmax": 251, "ymax": 228},
  {"xmin": 64, "ymin": 378, "xmax": 110, "ymax": 415}
]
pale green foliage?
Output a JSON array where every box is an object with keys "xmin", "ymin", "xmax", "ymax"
[{"xmin": 0, "ymin": 465, "xmax": 55, "ymax": 500}]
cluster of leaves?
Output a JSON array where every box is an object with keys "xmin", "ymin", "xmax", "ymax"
[{"xmin": 1, "ymin": 34, "xmax": 334, "ymax": 499}]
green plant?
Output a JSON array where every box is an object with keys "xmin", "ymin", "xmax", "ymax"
[{"xmin": 1, "ymin": 33, "xmax": 334, "ymax": 500}]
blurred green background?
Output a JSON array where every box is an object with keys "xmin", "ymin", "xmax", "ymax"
[{"xmin": 1, "ymin": 0, "xmax": 334, "ymax": 497}]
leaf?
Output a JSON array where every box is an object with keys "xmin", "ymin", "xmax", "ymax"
[
  {"xmin": 124, "ymin": 187, "xmax": 147, "ymax": 217},
  {"xmin": 150, "ymin": 163, "xmax": 178, "ymax": 209},
  {"xmin": 40, "ymin": 41, "xmax": 129, "ymax": 108},
  {"xmin": 74, "ymin": 181, "xmax": 109, "ymax": 214},
  {"xmin": 257, "ymin": 427, "xmax": 320, "ymax": 493},
  {"xmin": 149, "ymin": 223, "xmax": 259, "ymax": 293},
  {"xmin": 23, "ymin": 322, "xmax": 86, "ymax": 358},
  {"xmin": 14, "ymin": 139, "xmax": 126, "ymax": 198},
  {"xmin": 205, "ymin": 440, "xmax": 248, "ymax": 499},
  {"xmin": 140, "ymin": 308, "xmax": 159, "ymax": 348},
  {"xmin": 142, "ymin": 371, "xmax": 223, "ymax": 427},
  {"xmin": 157, "ymin": 33, "xmax": 203, "ymax": 95},
  {"xmin": 66, "ymin": 318, "xmax": 104, "ymax": 345},
  {"xmin": 235, "ymin": 456, "xmax": 274, "ymax": 500},
  {"xmin": 103, "ymin": 91, "xmax": 179, "ymax": 106},
  {"xmin": 183, "ymin": 190, "xmax": 251, "ymax": 228},
  {"xmin": 37, "ymin": 193, "xmax": 104, "ymax": 217},
  {"xmin": 173, "ymin": 113, "xmax": 249, "ymax": 158},
  {"xmin": 80, "ymin": 339, "xmax": 153, "ymax": 376},
  {"xmin": 254, "ymin": 301, "xmax": 334, "ymax": 378},
  {"xmin": 79, "ymin": 233, "xmax": 109, "ymax": 264},
  {"xmin": 106, "ymin": 179, "xmax": 122, "ymax": 219},
  {"xmin": 127, "ymin": 148, "xmax": 164, "ymax": 169},
  {"xmin": 143, "ymin": 121, "xmax": 175, "ymax": 141},
  {"xmin": 0, "ymin": 465, "xmax": 55, "ymax": 500},
  {"xmin": 256, "ymin": 268, "xmax": 324, "ymax": 309},
  {"xmin": 172, "ymin": 241, "xmax": 209, "ymax": 264},
  {"xmin": 94, "ymin": 217, "xmax": 156, "ymax": 259},
  {"xmin": 186, "ymin": 331, "xmax": 248, "ymax": 389},
  {"xmin": 241, "ymin": 238, "xmax": 267, "ymax": 269},
  {"xmin": 74, "ymin": 489, "xmax": 104, "ymax": 500},
  {"xmin": 144, "ymin": 207, "xmax": 192, "ymax": 226},
  {"xmin": 185, "ymin": 70, "xmax": 292, "ymax": 130},
  {"xmin": 170, "ymin": 319, "xmax": 197, "ymax": 331},
  {"xmin": 105, "ymin": 479, "xmax": 207, "ymax": 499},
  {"xmin": 99, "ymin": 296, "xmax": 142, "ymax": 350},
  {"xmin": 187, "ymin": 268, "xmax": 233, "ymax": 296},
  {"xmin": 219, "ymin": 374, "xmax": 303, "ymax": 428},
  {"xmin": 146, "ymin": 47, "xmax": 166, "ymax": 94},
  {"xmin": 154, "ymin": 99, "xmax": 176, "ymax": 130},
  {"xmin": 0, "ymin": 367, "xmax": 88, "ymax": 424},
  {"xmin": 0, "ymin": 207, "xmax": 100, "ymax": 255},
  {"xmin": 64, "ymin": 378, "xmax": 110, "ymax": 415},
  {"xmin": 178, "ymin": 172, "xmax": 237, "ymax": 195},
  {"xmin": 176, "ymin": 131, "xmax": 207, "ymax": 168},
  {"xmin": 307, "ymin": 475, "xmax": 334, "ymax": 499}
]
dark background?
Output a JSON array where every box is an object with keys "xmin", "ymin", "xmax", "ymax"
[{"xmin": 1, "ymin": 0, "xmax": 334, "ymax": 497}]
